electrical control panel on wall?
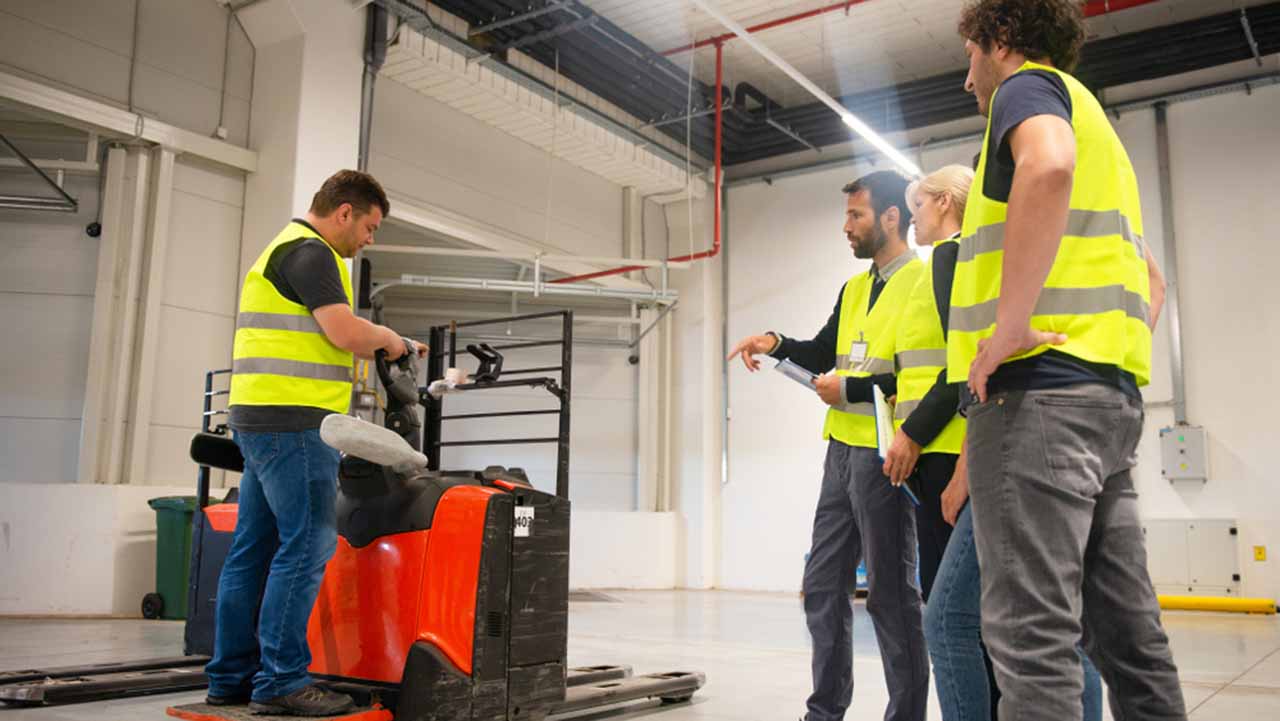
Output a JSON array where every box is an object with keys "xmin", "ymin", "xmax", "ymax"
[{"xmin": 1159, "ymin": 424, "xmax": 1208, "ymax": 482}]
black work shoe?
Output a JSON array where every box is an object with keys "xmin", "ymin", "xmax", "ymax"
[
  {"xmin": 248, "ymin": 684, "xmax": 355, "ymax": 717},
  {"xmin": 206, "ymin": 691, "xmax": 250, "ymax": 706}
]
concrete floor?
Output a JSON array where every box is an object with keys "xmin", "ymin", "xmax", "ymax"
[{"xmin": 1, "ymin": 590, "xmax": 1277, "ymax": 720}]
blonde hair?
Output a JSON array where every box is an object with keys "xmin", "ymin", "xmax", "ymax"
[{"xmin": 907, "ymin": 164, "xmax": 975, "ymax": 223}]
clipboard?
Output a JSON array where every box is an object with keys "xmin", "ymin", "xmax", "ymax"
[
  {"xmin": 874, "ymin": 384, "xmax": 921, "ymax": 507},
  {"xmin": 774, "ymin": 358, "xmax": 817, "ymax": 389}
]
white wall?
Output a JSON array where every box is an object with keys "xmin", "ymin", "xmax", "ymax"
[
  {"xmin": 0, "ymin": 0, "xmax": 254, "ymax": 490},
  {"xmin": 0, "ymin": 0, "xmax": 252, "ymax": 619},
  {"xmin": 715, "ymin": 83, "xmax": 1280, "ymax": 599},
  {"xmin": 0, "ymin": 156, "xmax": 244, "ymax": 487},
  {"xmin": 0, "ymin": 482, "xmax": 193, "ymax": 615},
  {"xmin": 370, "ymin": 78, "xmax": 625, "ymax": 261},
  {"xmin": 0, "ymin": 0, "xmax": 254, "ymax": 145},
  {"xmin": 136, "ymin": 157, "xmax": 244, "ymax": 486},
  {"xmin": 1128, "ymin": 85, "xmax": 1280, "ymax": 600},
  {"xmin": 0, "ymin": 172, "xmax": 100, "ymax": 483},
  {"xmin": 570, "ymin": 512, "xmax": 679, "ymax": 589}
]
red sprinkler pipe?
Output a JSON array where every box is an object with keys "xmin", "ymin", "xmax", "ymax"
[
  {"xmin": 661, "ymin": 0, "xmax": 1163, "ymax": 56},
  {"xmin": 662, "ymin": 1, "xmax": 870, "ymax": 56},
  {"xmin": 550, "ymin": 41, "xmax": 724, "ymax": 286},
  {"xmin": 1082, "ymin": 0, "xmax": 1163, "ymax": 17}
]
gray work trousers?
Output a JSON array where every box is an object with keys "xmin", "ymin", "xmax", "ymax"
[
  {"xmin": 967, "ymin": 383, "xmax": 1187, "ymax": 721},
  {"xmin": 802, "ymin": 440, "xmax": 928, "ymax": 721}
]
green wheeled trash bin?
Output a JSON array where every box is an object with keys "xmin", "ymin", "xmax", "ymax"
[{"xmin": 143, "ymin": 496, "xmax": 198, "ymax": 620}]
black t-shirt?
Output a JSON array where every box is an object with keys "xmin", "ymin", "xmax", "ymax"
[
  {"xmin": 976, "ymin": 71, "xmax": 1140, "ymax": 400},
  {"xmin": 229, "ymin": 220, "xmax": 350, "ymax": 432}
]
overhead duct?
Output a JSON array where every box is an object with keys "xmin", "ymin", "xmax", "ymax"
[{"xmin": 378, "ymin": 6, "xmax": 707, "ymax": 199}]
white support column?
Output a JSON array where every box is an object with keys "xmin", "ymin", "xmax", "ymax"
[
  {"xmin": 237, "ymin": 0, "xmax": 364, "ymax": 269},
  {"xmin": 627, "ymin": 187, "xmax": 663, "ymax": 511},
  {"xmin": 636, "ymin": 307, "xmax": 661, "ymax": 512},
  {"xmin": 659, "ymin": 308, "xmax": 674, "ymax": 512},
  {"xmin": 125, "ymin": 147, "xmax": 177, "ymax": 485},
  {"xmin": 699, "ymin": 239, "xmax": 725, "ymax": 590},
  {"xmin": 78, "ymin": 146, "xmax": 128, "ymax": 484},
  {"xmin": 105, "ymin": 148, "xmax": 153, "ymax": 487},
  {"xmin": 624, "ymin": 187, "xmax": 644, "ymax": 281}
]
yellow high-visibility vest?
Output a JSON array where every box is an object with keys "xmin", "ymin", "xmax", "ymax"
[
  {"xmin": 893, "ymin": 237, "xmax": 964, "ymax": 454},
  {"xmin": 948, "ymin": 61, "xmax": 1151, "ymax": 386},
  {"xmin": 228, "ymin": 221, "xmax": 355, "ymax": 414},
  {"xmin": 824, "ymin": 252, "xmax": 924, "ymax": 448}
]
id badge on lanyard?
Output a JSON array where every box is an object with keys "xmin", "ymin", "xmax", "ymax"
[{"xmin": 848, "ymin": 332, "xmax": 868, "ymax": 366}]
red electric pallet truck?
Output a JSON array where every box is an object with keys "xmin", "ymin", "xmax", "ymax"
[{"xmin": 1, "ymin": 310, "xmax": 704, "ymax": 721}]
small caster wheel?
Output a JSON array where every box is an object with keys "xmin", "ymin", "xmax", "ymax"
[
  {"xmin": 660, "ymin": 695, "xmax": 693, "ymax": 705},
  {"xmin": 141, "ymin": 592, "xmax": 164, "ymax": 619}
]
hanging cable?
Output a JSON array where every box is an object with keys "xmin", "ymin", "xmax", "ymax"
[
  {"xmin": 216, "ymin": 6, "xmax": 233, "ymax": 135},
  {"xmin": 684, "ymin": 44, "xmax": 695, "ymax": 260},
  {"xmin": 127, "ymin": 0, "xmax": 141, "ymax": 113},
  {"xmin": 86, "ymin": 140, "xmax": 117, "ymax": 237},
  {"xmin": 543, "ymin": 48, "xmax": 560, "ymax": 253}
]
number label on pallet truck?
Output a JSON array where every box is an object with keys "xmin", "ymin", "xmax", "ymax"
[{"xmin": 515, "ymin": 507, "xmax": 535, "ymax": 537}]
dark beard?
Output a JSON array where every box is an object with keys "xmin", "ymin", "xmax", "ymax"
[{"xmin": 852, "ymin": 224, "xmax": 887, "ymax": 259}]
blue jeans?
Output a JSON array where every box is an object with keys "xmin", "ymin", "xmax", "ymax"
[
  {"xmin": 205, "ymin": 429, "xmax": 340, "ymax": 701},
  {"xmin": 924, "ymin": 504, "xmax": 1102, "ymax": 721}
]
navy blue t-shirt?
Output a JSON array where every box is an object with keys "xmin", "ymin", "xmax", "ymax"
[{"xmin": 976, "ymin": 71, "xmax": 1140, "ymax": 400}]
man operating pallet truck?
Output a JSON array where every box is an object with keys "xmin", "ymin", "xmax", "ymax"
[
  {"xmin": 0, "ymin": 218, "xmax": 703, "ymax": 719},
  {"xmin": 209, "ymin": 169, "xmax": 427, "ymax": 716}
]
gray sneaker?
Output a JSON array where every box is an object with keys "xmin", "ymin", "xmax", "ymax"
[{"xmin": 248, "ymin": 684, "xmax": 355, "ymax": 717}]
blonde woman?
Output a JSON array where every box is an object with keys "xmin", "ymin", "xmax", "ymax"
[{"xmin": 881, "ymin": 164, "xmax": 973, "ymax": 606}]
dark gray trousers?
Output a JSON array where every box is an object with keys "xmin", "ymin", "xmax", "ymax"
[
  {"xmin": 802, "ymin": 440, "xmax": 928, "ymax": 721},
  {"xmin": 967, "ymin": 383, "xmax": 1187, "ymax": 721}
]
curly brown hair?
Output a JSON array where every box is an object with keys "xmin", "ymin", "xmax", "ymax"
[{"xmin": 958, "ymin": 0, "xmax": 1086, "ymax": 73}]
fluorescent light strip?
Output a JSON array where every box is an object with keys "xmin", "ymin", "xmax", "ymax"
[{"xmin": 687, "ymin": 0, "xmax": 923, "ymax": 178}]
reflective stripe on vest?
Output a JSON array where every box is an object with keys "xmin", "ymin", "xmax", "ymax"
[
  {"xmin": 228, "ymin": 221, "xmax": 355, "ymax": 414},
  {"xmin": 822, "ymin": 254, "xmax": 924, "ymax": 448},
  {"xmin": 949, "ymin": 285, "xmax": 1150, "ymax": 333},
  {"xmin": 835, "ymin": 401, "xmax": 874, "ymax": 417},
  {"xmin": 947, "ymin": 62, "xmax": 1152, "ymax": 387},
  {"xmin": 891, "ymin": 238, "xmax": 965, "ymax": 455},
  {"xmin": 955, "ymin": 209, "xmax": 1146, "ymax": 264},
  {"xmin": 836, "ymin": 354, "xmax": 895, "ymax": 375},
  {"xmin": 233, "ymin": 357, "xmax": 353, "ymax": 382},
  {"xmin": 237, "ymin": 311, "xmax": 324, "ymax": 333},
  {"xmin": 895, "ymin": 348, "xmax": 948, "ymax": 370}
]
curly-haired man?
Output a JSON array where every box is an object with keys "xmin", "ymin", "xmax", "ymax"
[{"xmin": 945, "ymin": 2, "xmax": 1186, "ymax": 720}]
